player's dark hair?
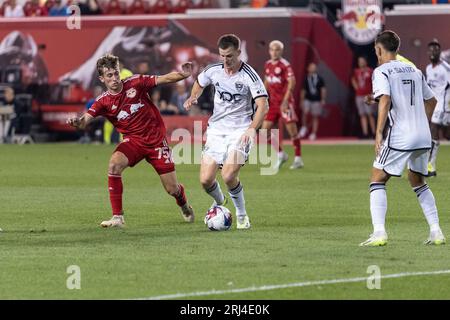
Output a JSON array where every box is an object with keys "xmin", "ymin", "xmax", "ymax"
[
  {"xmin": 375, "ymin": 30, "xmax": 400, "ymax": 53},
  {"xmin": 428, "ymin": 39, "xmax": 440, "ymax": 48},
  {"xmin": 97, "ymin": 54, "xmax": 119, "ymax": 76},
  {"xmin": 217, "ymin": 34, "xmax": 240, "ymax": 50}
]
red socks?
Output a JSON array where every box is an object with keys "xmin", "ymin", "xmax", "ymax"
[
  {"xmin": 173, "ymin": 184, "xmax": 187, "ymax": 207},
  {"xmin": 293, "ymin": 138, "xmax": 301, "ymax": 157},
  {"xmin": 108, "ymin": 174, "xmax": 123, "ymax": 215}
]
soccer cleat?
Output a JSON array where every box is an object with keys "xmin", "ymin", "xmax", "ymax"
[
  {"xmin": 181, "ymin": 204, "xmax": 195, "ymax": 223},
  {"xmin": 424, "ymin": 229, "xmax": 446, "ymax": 245},
  {"xmin": 100, "ymin": 215, "xmax": 125, "ymax": 228},
  {"xmin": 299, "ymin": 126, "xmax": 308, "ymax": 138},
  {"xmin": 289, "ymin": 158, "xmax": 304, "ymax": 170},
  {"xmin": 273, "ymin": 152, "xmax": 288, "ymax": 171},
  {"xmin": 308, "ymin": 133, "xmax": 317, "ymax": 141},
  {"xmin": 427, "ymin": 163, "xmax": 437, "ymax": 177},
  {"xmin": 359, "ymin": 231, "xmax": 388, "ymax": 247},
  {"xmin": 236, "ymin": 215, "xmax": 251, "ymax": 230}
]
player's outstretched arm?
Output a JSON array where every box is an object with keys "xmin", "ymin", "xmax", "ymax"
[
  {"xmin": 66, "ymin": 113, "xmax": 94, "ymax": 130},
  {"xmin": 157, "ymin": 62, "xmax": 193, "ymax": 85},
  {"xmin": 240, "ymin": 96, "xmax": 269, "ymax": 145},
  {"xmin": 424, "ymin": 97, "xmax": 437, "ymax": 122},
  {"xmin": 183, "ymin": 80, "xmax": 204, "ymax": 111},
  {"xmin": 375, "ymin": 95, "xmax": 390, "ymax": 156}
]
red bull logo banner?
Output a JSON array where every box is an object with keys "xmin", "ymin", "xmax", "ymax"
[{"xmin": 336, "ymin": 0, "xmax": 384, "ymax": 45}]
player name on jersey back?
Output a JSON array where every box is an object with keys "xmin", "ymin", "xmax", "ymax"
[{"xmin": 372, "ymin": 60, "xmax": 435, "ymax": 151}]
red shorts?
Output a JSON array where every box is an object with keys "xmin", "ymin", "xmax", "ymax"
[
  {"xmin": 115, "ymin": 138, "xmax": 175, "ymax": 175},
  {"xmin": 265, "ymin": 100, "xmax": 298, "ymax": 123}
]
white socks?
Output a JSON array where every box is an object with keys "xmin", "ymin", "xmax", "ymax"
[
  {"xmin": 414, "ymin": 184, "xmax": 440, "ymax": 232},
  {"xmin": 369, "ymin": 183, "xmax": 387, "ymax": 233},
  {"xmin": 205, "ymin": 180, "xmax": 225, "ymax": 205},
  {"xmin": 228, "ymin": 181, "xmax": 246, "ymax": 217}
]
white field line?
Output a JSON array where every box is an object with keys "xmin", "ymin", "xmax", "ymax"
[{"xmin": 137, "ymin": 269, "xmax": 450, "ymax": 300}]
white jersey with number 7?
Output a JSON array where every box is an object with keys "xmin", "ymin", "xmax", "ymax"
[{"xmin": 372, "ymin": 60, "xmax": 435, "ymax": 151}]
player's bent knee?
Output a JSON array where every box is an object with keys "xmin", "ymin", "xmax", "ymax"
[
  {"xmin": 408, "ymin": 171, "xmax": 424, "ymax": 187},
  {"xmin": 200, "ymin": 176, "xmax": 216, "ymax": 190},
  {"xmin": 221, "ymin": 171, "xmax": 238, "ymax": 187},
  {"xmin": 108, "ymin": 162, "xmax": 126, "ymax": 175}
]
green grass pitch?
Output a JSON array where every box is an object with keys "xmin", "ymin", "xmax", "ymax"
[{"xmin": 0, "ymin": 143, "xmax": 449, "ymax": 299}]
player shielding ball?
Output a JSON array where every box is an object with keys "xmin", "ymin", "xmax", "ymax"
[
  {"xmin": 262, "ymin": 40, "xmax": 303, "ymax": 171},
  {"xmin": 184, "ymin": 34, "xmax": 269, "ymax": 229},
  {"xmin": 360, "ymin": 31, "xmax": 445, "ymax": 246},
  {"xmin": 67, "ymin": 54, "xmax": 195, "ymax": 228}
]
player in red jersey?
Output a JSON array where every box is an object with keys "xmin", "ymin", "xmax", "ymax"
[
  {"xmin": 262, "ymin": 40, "xmax": 303, "ymax": 171},
  {"xmin": 67, "ymin": 54, "xmax": 194, "ymax": 228},
  {"xmin": 351, "ymin": 56, "xmax": 375, "ymax": 138}
]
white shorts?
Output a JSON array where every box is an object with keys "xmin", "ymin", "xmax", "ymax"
[
  {"xmin": 373, "ymin": 144, "xmax": 430, "ymax": 177},
  {"xmin": 203, "ymin": 129, "xmax": 254, "ymax": 166},
  {"xmin": 431, "ymin": 99, "xmax": 450, "ymax": 126}
]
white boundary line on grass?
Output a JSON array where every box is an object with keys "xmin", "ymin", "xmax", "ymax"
[{"xmin": 138, "ymin": 269, "xmax": 450, "ymax": 300}]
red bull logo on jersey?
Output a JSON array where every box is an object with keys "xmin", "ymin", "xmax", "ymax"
[
  {"xmin": 266, "ymin": 75, "xmax": 282, "ymax": 84},
  {"xmin": 126, "ymin": 88, "xmax": 137, "ymax": 98},
  {"xmin": 335, "ymin": 0, "xmax": 384, "ymax": 45},
  {"xmin": 116, "ymin": 102, "xmax": 145, "ymax": 121}
]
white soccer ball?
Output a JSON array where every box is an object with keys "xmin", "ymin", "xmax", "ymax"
[{"xmin": 204, "ymin": 205, "xmax": 233, "ymax": 231}]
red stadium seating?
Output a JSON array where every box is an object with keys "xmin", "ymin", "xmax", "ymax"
[
  {"xmin": 127, "ymin": 0, "xmax": 148, "ymax": 14},
  {"xmin": 150, "ymin": 0, "xmax": 170, "ymax": 14},
  {"xmin": 24, "ymin": 1, "xmax": 49, "ymax": 17},
  {"xmin": 192, "ymin": 0, "xmax": 213, "ymax": 9},
  {"xmin": 1, "ymin": 0, "xmax": 10, "ymax": 16},
  {"xmin": 171, "ymin": 0, "xmax": 190, "ymax": 14},
  {"xmin": 103, "ymin": 0, "xmax": 125, "ymax": 15}
]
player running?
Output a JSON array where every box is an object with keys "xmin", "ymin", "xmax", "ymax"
[
  {"xmin": 360, "ymin": 31, "xmax": 445, "ymax": 246},
  {"xmin": 184, "ymin": 34, "xmax": 269, "ymax": 229},
  {"xmin": 262, "ymin": 40, "xmax": 303, "ymax": 171},
  {"xmin": 67, "ymin": 54, "xmax": 195, "ymax": 228},
  {"xmin": 425, "ymin": 39, "xmax": 450, "ymax": 177}
]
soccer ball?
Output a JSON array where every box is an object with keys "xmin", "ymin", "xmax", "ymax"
[{"xmin": 204, "ymin": 205, "xmax": 232, "ymax": 231}]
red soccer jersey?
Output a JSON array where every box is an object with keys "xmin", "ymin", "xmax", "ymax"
[
  {"xmin": 353, "ymin": 67, "xmax": 373, "ymax": 96},
  {"xmin": 87, "ymin": 75, "xmax": 166, "ymax": 147},
  {"xmin": 264, "ymin": 58, "xmax": 295, "ymax": 105}
]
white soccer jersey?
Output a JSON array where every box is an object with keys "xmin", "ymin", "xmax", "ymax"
[
  {"xmin": 197, "ymin": 62, "xmax": 268, "ymax": 134},
  {"xmin": 426, "ymin": 60, "xmax": 450, "ymax": 112},
  {"xmin": 372, "ymin": 60, "xmax": 435, "ymax": 151}
]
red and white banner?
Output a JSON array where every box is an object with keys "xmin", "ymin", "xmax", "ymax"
[{"xmin": 336, "ymin": 0, "xmax": 384, "ymax": 45}]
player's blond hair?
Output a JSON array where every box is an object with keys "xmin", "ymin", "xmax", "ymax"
[
  {"xmin": 269, "ymin": 40, "xmax": 284, "ymax": 50},
  {"xmin": 97, "ymin": 54, "xmax": 120, "ymax": 76}
]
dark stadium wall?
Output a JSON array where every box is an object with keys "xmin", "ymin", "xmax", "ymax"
[
  {"xmin": 385, "ymin": 14, "xmax": 450, "ymax": 70},
  {"xmin": 291, "ymin": 13, "xmax": 353, "ymax": 137}
]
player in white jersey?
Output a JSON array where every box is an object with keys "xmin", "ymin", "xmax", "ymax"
[
  {"xmin": 425, "ymin": 39, "xmax": 450, "ymax": 177},
  {"xmin": 360, "ymin": 31, "xmax": 445, "ymax": 247},
  {"xmin": 184, "ymin": 34, "xmax": 269, "ymax": 229}
]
